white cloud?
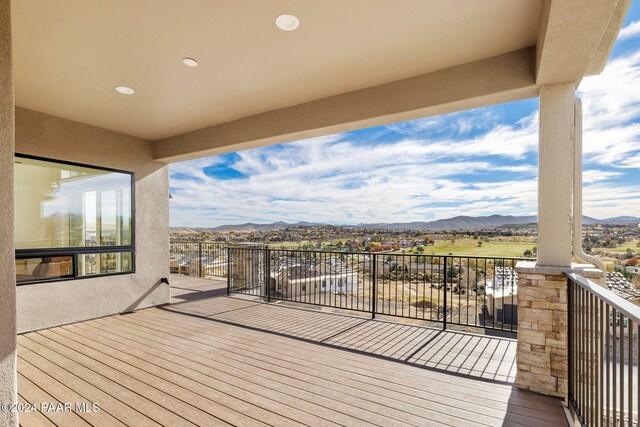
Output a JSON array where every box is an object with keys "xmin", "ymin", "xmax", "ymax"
[
  {"xmin": 583, "ymin": 184, "xmax": 640, "ymax": 219},
  {"xmin": 170, "ymin": 32, "xmax": 640, "ymax": 227},
  {"xmin": 169, "ymin": 126, "xmax": 540, "ymax": 226},
  {"xmin": 579, "ymin": 50, "xmax": 640, "ymax": 167},
  {"xmin": 619, "ymin": 20, "xmax": 640, "ymax": 40},
  {"xmin": 582, "ymin": 169, "xmax": 622, "ymax": 183},
  {"xmin": 385, "ymin": 108, "xmax": 501, "ymax": 138}
]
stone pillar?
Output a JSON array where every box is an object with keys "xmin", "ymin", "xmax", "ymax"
[
  {"xmin": 537, "ymin": 83, "xmax": 575, "ymax": 267},
  {"xmin": 515, "ymin": 262, "xmax": 602, "ymax": 398},
  {"xmin": 0, "ymin": 0, "xmax": 18, "ymax": 425}
]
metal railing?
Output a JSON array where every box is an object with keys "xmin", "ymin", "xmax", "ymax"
[
  {"xmin": 568, "ymin": 273, "xmax": 640, "ymax": 427},
  {"xmin": 169, "ymin": 241, "xmax": 229, "ymax": 277},
  {"xmin": 227, "ymin": 246, "xmax": 525, "ymax": 333}
]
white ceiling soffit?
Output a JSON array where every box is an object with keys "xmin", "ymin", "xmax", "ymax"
[{"xmin": 12, "ymin": 0, "xmax": 541, "ymax": 140}]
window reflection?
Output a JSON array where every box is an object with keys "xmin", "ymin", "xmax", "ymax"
[
  {"xmin": 14, "ymin": 157, "xmax": 132, "ymax": 249},
  {"xmin": 14, "ymin": 156, "xmax": 134, "ymax": 284}
]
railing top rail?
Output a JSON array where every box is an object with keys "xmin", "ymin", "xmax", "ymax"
[
  {"xmin": 170, "ymin": 240, "xmax": 228, "ymax": 243},
  {"xmin": 264, "ymin": 249, "xmax": 528, "ymax": 261},
  {"xmin": 566, "ymin": 272, "xmax": 640, "ymax": 324}
]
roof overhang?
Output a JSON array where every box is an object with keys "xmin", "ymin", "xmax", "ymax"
[{"xmin": 11, "ymin": 0, "xmax": 631, "ymax": 163}]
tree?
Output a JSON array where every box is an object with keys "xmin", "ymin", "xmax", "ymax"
[
  {"xmin": 477, "ymin": 241, "xmax": 482, "ymax": 247},
  {"xmin": 446, "ymin": 266, "xmax": 459, "ymax": 280},
  {"xmin": 523, "ymin": 249, "xmax": 533, "ymax": 258}
]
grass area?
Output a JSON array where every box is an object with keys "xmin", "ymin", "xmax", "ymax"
[
  {"xmin": 271, "ymin": 237, "xmax": 537, "ymax": 258},
  {"xmin": 269, "ymin": 241, "xmax": 307, "ymax": 249},
  {"xmin": 405, "ymin": 238, "xmax": 536, "ymax": 258},
  {"xmin": 593, "ymin": 239, "xmax": 640, "ymax": 256},
  {"xmin": 592, "ymin": 239, "xmax": 640, "ymax": 267}
]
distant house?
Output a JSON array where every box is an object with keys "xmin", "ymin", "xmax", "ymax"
[
  {"xmin": 606, "ymin": 271, "xmax": 640, "ymax": 303},
  {"xmin": 170, "ymin": 253, "xmax": 227, "ymax": 277},
  {"xmin": 605, "ymin": 272, "xmax": 639, "ymax": 360},
  {"xmin": 484, "ymin": 266, "xmax": 518, "ymax": 326},
  {"xmin": 270, "ymin": 256, "xmax": 359, "ymax": 298},
  {"xmin": 625, "ymin": 266, "xmax": 640, "ymax": 276}
]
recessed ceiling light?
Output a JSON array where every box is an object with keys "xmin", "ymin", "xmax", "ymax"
[
  {"xmin": 275, "ymin": 14, "xmax": 299, "ymax": 31},
  {"xmin": 115, "ymin": 86, "xmax": 135, "ymax": 95},
  {"xmin": 182, "ymin": 58, "xmax": 198, "ymax": 67}
]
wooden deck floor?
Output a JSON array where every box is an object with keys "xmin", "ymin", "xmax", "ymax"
[
  {"xmin": 17, "ymin": 275, "xmax": 567, "ymax": 426},
  {"xmin": 170, "ymin": 274, "xmax": 228, "ymax": 303}
]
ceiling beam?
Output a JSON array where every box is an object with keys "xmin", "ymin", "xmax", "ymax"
[
  {"xmin": 154, "ymin": 48, "xmax": 537, "ymax": 163},
  {"xmin": 536, "ymin": 0, "xmax": 628, "ymax": 86},
  {"xmin": 585, "ymin": 0, "xmax": 633, "ymax": 76}
]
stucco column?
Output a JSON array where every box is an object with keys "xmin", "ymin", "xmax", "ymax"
[
  {"xmin": 537, "ymin": 82, "xmax": 575, "ymax": 267},
  {"xmin": 0, "ymin": 0, "xmax": 18, "ymax": 425}
]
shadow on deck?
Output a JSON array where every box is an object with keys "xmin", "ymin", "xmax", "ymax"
[{"xmin": 168, "ymin": 274, "xmax": 517, "ymax": 383}]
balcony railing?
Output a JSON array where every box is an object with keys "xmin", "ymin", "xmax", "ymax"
[
  {"xmin": 169, "ymin": 241, "xmax": 229, "ymax": 277},
  {"xmin": 567, "ymin": 272, "xmax": 640, "ymax": 427},
  {"xmin": 221, "ymin": 245, "xmax": 525, "ymax": 333}
]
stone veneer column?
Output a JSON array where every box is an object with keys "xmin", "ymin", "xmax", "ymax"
[
  {"xmin": 515, "ymin": 261, "xmax": 603, "ymax": 398},
  {"xmin": 0, "ymin": 0, "xmax": 17, "ymax": 425}
]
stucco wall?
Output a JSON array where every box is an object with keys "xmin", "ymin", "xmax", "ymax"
[
  {"xmin": 0, "ymin": 0, "xmax": 18, "ymax": 425},
  {"xmin": 14, "ymin": 108, "xmax": 170, "ymax": 333}
]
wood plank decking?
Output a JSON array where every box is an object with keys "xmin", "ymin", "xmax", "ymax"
[
  {"xmin": 170, "ymin": 274, "xmax": 228, "ymax": 303},
  {"xmin": 16, "ymin": 275, "xmax": 567, "ymax": 426}
]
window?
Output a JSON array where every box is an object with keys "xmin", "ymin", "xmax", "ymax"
[{"xmin": 14, "ymin": 155, "xmax": 134, "ymax": 284}]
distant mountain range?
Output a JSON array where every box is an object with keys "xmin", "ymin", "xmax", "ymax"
[
  {"xmin": 171, "ymin": 214, "xmax": 640, "ymax": 233},
  {"xmin": 171, "ymin": 221, "xmax": 322, "ymax": 234}
]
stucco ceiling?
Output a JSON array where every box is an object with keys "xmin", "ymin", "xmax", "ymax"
[{"xmin": 12, "ymin": 0, "xmax": 541, "ymax": 140}]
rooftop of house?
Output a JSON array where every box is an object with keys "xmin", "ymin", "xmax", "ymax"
[
  {"xmin": 486, "ymin": 266, "xmax": 518, "ymax": 297},
  {"xmin": 606, "ymin": 271, "xmax": 640, "ymax": 300},
  {"xmin": 271, "ymin": 256, "xmax": 358, "ymax": 280}
]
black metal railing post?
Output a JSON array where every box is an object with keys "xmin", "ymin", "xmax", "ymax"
[
  {"xmin": 371, "ymin": 253, "xmax": 377, "ymax": 320},
  {"xmin": 568, "ymin": 276, "xmax": 574, "ymax": 418},
  {"xmin": 265, "ymin": 248, "xmax": 271, "ymax": 302},
  {"xmin": 198, "ymin": 241, "xmax": 203, "ymax": 277},
  {"xmin": 443, "ymin": 255, "xmax": 448, "ymax": 331},
  {"xmin": 226, "ymin": 247, "xmax": 231, "ymax": 295}
]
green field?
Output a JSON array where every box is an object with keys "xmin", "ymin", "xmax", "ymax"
[
  {"xmin": 593, "ymin": 239, "xmax": 640, "ymax": 256},
  {"xmin": 402, "ymin": 238, "xmax": 536, "ymax": 258},
  {"xmin": 271, "ymin": 237, "xmax": 537, "ymax": 258},
  {"xmin": 269, "ymin": 241, "xmax": 309, "ymax": 249},
  {"xmin": 592, "ymin": 239, "xmax": 639, "ymax": 266}
]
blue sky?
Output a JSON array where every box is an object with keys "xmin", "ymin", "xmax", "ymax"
[{"xmin": 170, "ymin": 3, "xmax": 640, "ymax": 227}]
